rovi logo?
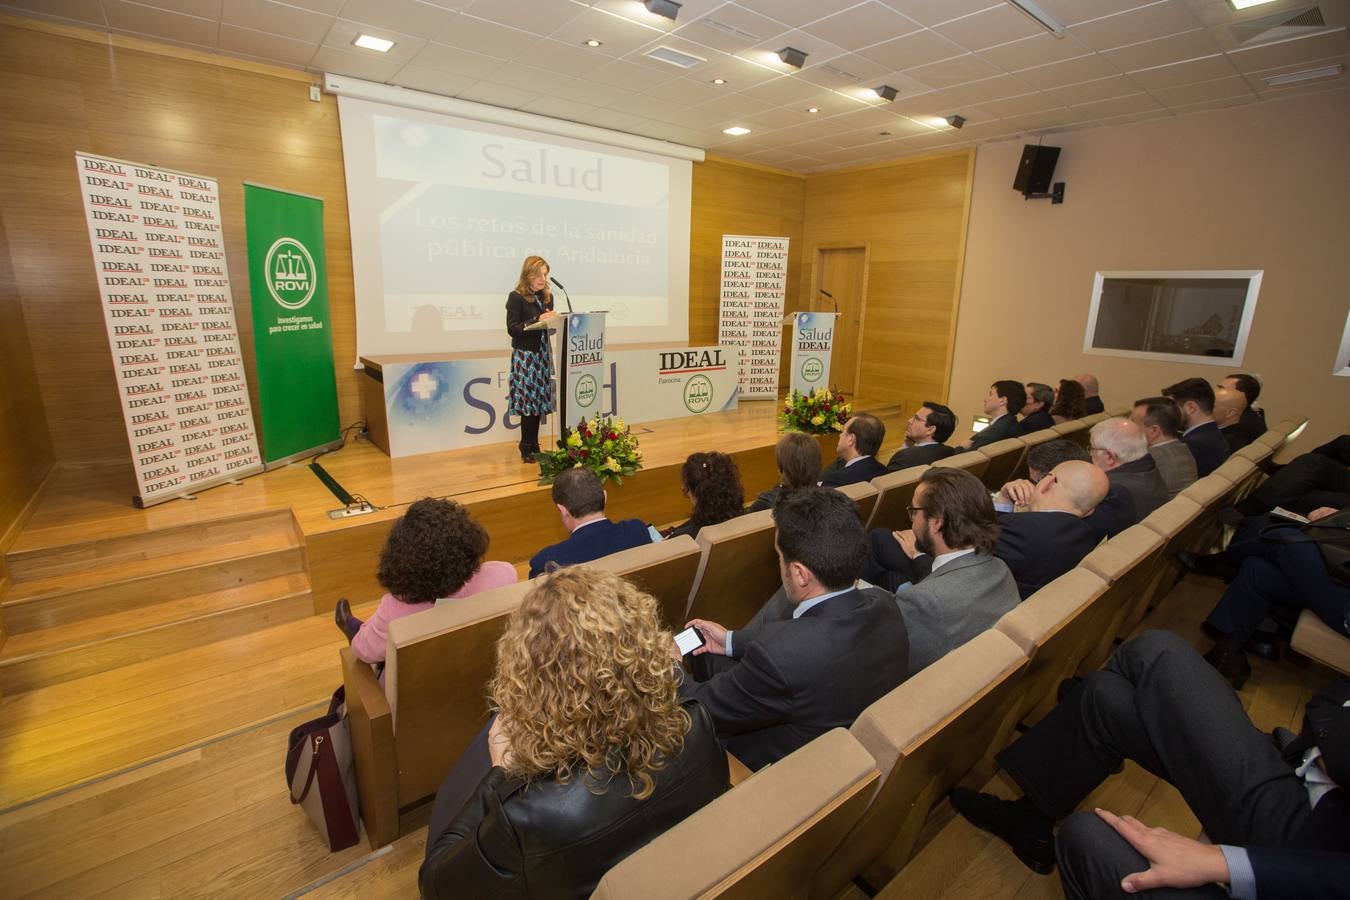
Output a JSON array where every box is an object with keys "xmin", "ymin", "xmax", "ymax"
[{"xmin": 265, "ymin": 237, "xmax": 316, "ymax": 310}]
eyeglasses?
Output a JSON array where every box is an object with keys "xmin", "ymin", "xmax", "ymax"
[
  {"xmin": 906, "ymin": 505, "xmax": 926, "ymax": 516},
  {"xmin": 908, "ymin": 413, "xmax": 928, "ymax": 424}
]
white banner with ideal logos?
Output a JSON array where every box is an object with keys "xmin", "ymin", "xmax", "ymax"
[
  {"xmin": 788, "ymin": 311, "xmax": 838, "ymax": 397},
  {"xmin": 563, "ymin": 311, "xmax": 606, "ymax": 422},
  {"xmin": 381, "ymin": 344, "xmax": 739, "ymax": 458},
  {"xmin": 76, "ymin": 152, "xmax": 263, "ymax": 507},
  {"xmin": 717, "ymin": 234, "xmax": 787, "ymax": 399}
]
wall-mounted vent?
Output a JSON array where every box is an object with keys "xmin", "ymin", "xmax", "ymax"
[
  {"xmin": 644, "ymin": 46, "xmax": 707, "ymax": 68},
  {"xmin": 1230, "ymin": 5, "xmax": 1328, "ymax": 46},
  {"xmin": 697, "ymin": 18, "xmax": 761, "ymax": 41},
  {"xmin": 819, "ymin": 63, "xmax": 862, "ymax": 82}
]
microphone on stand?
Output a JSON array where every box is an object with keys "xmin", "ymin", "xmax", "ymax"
[
  {"xmin": 819, "ymin": 288, "xmax": 838, "ymax": 315},
  {"xmin": 549, "ymin": 276, "xmax": 574, "ymax": 314}
]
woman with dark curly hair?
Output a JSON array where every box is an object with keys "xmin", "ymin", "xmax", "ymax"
[
  {"xmin": 419, "ymin": 567, "xmax": 727, "ymax": 899},
  {"xmin": 1051, "ymin": 378, "xmax": 1089, "ymax": 424},
  {"xmin": 664, "ymin": 451, "xmax": 744, "ymax": 538},
  {"xmin": 335, "ymin": 497, "xmax": 516, "ymax": 664}
]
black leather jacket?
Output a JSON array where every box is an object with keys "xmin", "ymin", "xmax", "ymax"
[
  {"xmin": 506, "ymin": 290, "xmax": 553, "ymax": 352},
  {"xmin": 419, "ymin": 700, "xmax": 728, "ymax": 899}
]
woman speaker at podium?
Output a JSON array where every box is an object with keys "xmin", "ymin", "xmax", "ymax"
[{"xmin": 505, "ymin": 255, "xmax": 557, "ymax": 462}]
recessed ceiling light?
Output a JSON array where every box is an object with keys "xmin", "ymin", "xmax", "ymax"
[
  {"xmin": 353, "ymin": 34, "xmax": 394, "ymax": 53},
  {"xmin": 712, "ymin": 78, "xmax": 726, "ymax": 85},
  {"xmin": 807, "ymin": 106, "xmax": 820, "ymax": 113},
  {"xmin": 1263, "ymin": 63, "xmax": 1342, "ymax": 86},
  {"xmin": 1229, "ymin": 0, "xmax": 1279, "ymax": 8},
  {"xmin": 723, "ymin": 126, "xmax": 751, "ymax": 136},
  {"xmin": 920, "ymin": 116, "xmax": 951, "ymax": 129},
  {"xmin": 584, "ymin": 39, "xmax": 603, "ymax": 47},
  {"xmin": 878, "ymin": 131, "xmax": 892, "ymax": 136}
]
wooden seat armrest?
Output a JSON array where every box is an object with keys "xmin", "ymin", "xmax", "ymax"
[
  {"xmin": 341, "ymin": 647, "xmax": 400, "ymax": 848},
  {"xmin": 727, "ymin": 751, "xmax": 753, "ymax": 786}
]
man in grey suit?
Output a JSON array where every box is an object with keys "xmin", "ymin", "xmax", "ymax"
[
  {"xmin": 1088, "ymin": 417, "xmax": 1169, "ymax": 521},
  {"xmin": 888, "ymin": 467, "xmax": 1020, "ymax": 674},
  {"xmin": 1130, "ymin": 397, "xmax": 1198, "ymax": 499}
]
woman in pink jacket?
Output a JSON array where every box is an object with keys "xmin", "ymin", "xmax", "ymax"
[{"xmin": 335, "ymin": 497, "xmax": 517, "ymax": 664}]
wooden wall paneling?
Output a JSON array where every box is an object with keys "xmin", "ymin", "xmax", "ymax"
[{"xmin": 802, "ymin": 151, "xmax": 974, "ymax": 413}]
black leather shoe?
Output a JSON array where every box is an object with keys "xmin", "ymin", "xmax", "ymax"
[
  {"xmin": 334, "ymin": 598, "xmax": 359, "ymax": 642},
  {"xmin": 1177, "ymin": 550, "xmax": 1228, "ymax": 578},
  {"xmin": 1204, "ymin": 642, "xmax": 1252, "ymax": 691},
  {"xmin": 1245, "ymin": 631, "xmax": 1280, "ymax": 661},
  {"xmin": 950, "ymin": 789, "xmax": 1056, "ymax": 874}
]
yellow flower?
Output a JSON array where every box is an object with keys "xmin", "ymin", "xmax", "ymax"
[
  {"xmin": 614, "ymin": 417, "xmax": 627, "ymax": 431},
  {"xmin": 566, "ymin": 432, "xmax": 582, "ymax": 448},
  {"xmin": 783, "ymin": 396, "xmax": 792, "ymax": 408},
  {"xmin": 833, "ymin": 421, "xmax": 845, "ymax": 431},
  {"xmin": 604, "ymin": 456, "xmax": 620, "ymax": 472},
  {"xmin": 810, "ymin": 414, "xmax": 825, "ymax": 426}
]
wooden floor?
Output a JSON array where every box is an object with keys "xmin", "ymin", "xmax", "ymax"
[{"xmin": 0, "ymin": 572, "xmax": 1333, "ymax": 899}]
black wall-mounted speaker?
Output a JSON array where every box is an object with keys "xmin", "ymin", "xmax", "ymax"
[{"xmin": 1013, "ymin": 144, "xmax": 1061, "ymax": 195}]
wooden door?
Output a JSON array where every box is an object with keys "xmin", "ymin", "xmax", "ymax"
[{"xmin": 816, "ymin": 247, "xmax": 867, "ymax": 395}]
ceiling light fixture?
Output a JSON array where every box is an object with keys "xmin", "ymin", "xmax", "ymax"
[
  {"xmin": 712, "ymin": 78, "xmax": 726, "ymax": 84},
  {"xmin": 946, "ymin": 114, "xmax": 967, "ymax": 129},
  {"xmin": 1007, "ymin": 0, "xmax": 1066, "ymax": 36},
  {"xmin": 644, "ymin": 0, "xmax": 682, "ymax": 22},
  {"xmin": 777, "ymin": 46, "xmax": 808, "ymax": 69},
  {"xmin": 1262, "ymin": 63, "xmax": 1343, "ymax": 86},
  {"xmin": 584, "ymin": 39, "xmax": 603, "ymax": 47},
  {"xmin": 1229, "ymin": 0, "xmax": 1280, "ymax": 8},
  {"xmin": 723, "ymin": 126, "xmax": 751, "ymax": 135},
  {"xmin": 873, "ymin": 84, "xmax": 898, "ymax": 102},
  {"xmin": 807, "ymin": 106, "xmax": 820, "ymax": 113},
  {"xmin": 353, "ymin": 34, "xmax": 395, "ymax": 53}
]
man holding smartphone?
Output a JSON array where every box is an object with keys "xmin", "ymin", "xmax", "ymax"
[{"xmin": 678, "ymin": 487, "xmax": 909, "ymax": 770}]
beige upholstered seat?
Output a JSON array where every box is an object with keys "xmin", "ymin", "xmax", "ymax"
[
  {"xmin": 1291, "ymin": 609, "xmax": 1350, "ymax": 676},
  {"xmin": 588, "ymin": 535, "xmax": 703, "ymax": 629},
  {"xmin": 1011, "ymin": 427, "xmax": 1060, "ymax": 480},
  {"xmin": 930, "ymin": 449, "xmax": 990, "ymax": 483},
  {"xmin": 1211, "ymin": 456, "xmax": 1260, "ymax": 510},
  {"xmin": 810, "ymin": 631, "xmax": 1030, "ymax": 897},
  {"xmin": 1081, "ymin": 412, "xmax": 1111, "ymax": 426},
  {"xmin": 1052, "ymin": 420, "xmax": 1090, "ymax": 449},
  {"xmin": 686, "ymin": 509, "xmax": 780, "ymax": 630},
  {"xmin": 1077, "ymin": 525, "xmax": 1168, "ymax": 662},
  {"xmin": 1236, "ymin": 441, "xmax": 1275, "ymax": 467},
  {"xmin": 977, "ymin": 438, "xmax": 1027, "ymax": 491},
  {"xmin": 1255, "ymin": 430, "xmax": 1286, "ymax": 450},
  {"xmin": 865, "ymin": 465, "xmax": 927, "ymax": 531},
  {"xmin": 835, "ymin": 480, "xmax": 879, "ymax": 527},
  {"xmin": 590, "ymin": 729, "xmax": 878, "ymax": 900},
  {"xmin": 995, "ymin": 568, "xmax": 1111, "ymax": 731}
]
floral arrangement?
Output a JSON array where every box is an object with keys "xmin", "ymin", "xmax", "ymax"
[
  {"xmin": 537, "ymin": 415, "xmax": 643, "ymax": 486},
  {"xmin": 780, "ymin": 387, "xmax": 852, "ymax": 434}
]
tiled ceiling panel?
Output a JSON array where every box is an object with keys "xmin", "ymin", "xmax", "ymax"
[{"xmin": 5, "ymin": 0, "xmax": 1347, "ymax": 173}]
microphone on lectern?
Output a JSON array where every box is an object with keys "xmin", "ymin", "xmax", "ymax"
[
  {"xmin": 819, "ymin": 288, "xmax": 838, "ymax": 315},
  {"xmin": 549, "ymin": 276, "xmax": 574, "ymax": 314}
]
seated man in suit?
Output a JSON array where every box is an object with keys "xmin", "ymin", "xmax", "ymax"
[
  {"xmin": 959, "ymin": 380, "xmax": 1027, "ymax": 450},
  {"xmin": 1213, "ymin": 385, "xmax": 1253, "ymax": 453},
  {"xmin": 820, "ymin": 412, "xmax": 887, "ymax": 487},
  {"xmin": 681, "ymin": 487, "xmax": 909, "ymax": 770},
  {"xmin": 1088, "ymin": 417, "xmax": 1169, "ymax": 521},
  {"xmin": 1026, "ymin": 439, "xmax": 1135, "ymax": 540},
  {"xmin": 528, "ymin": 467, "xmax": 653, "ymax": 577},
  {"xmin": 885, "ymin": 401, "xmax": 957, "ymax": 471},
  {"xmin": 1163, "ymin": 377, "xmax": 1231, "ymax": 477},
  {"xmin": 951, "ymin": 630, "xmax": 1350, "ymax": 897},
  {"xmin": 1017, "ymin": 382, "xmax": 1055, "ymax": 435},
  {"xmin": 1234, "ymin": 434, "xmax": 1350, "ymax": 517},
  {"xmin": 890, "ymin": 467, "xmax": 1020, "ymax": 674},
  {"xmin": 1075, "ymin": 373, "xmax": 1105, "ymax": 415},
  {"xmin": 1222, "ymin": 372, "xmax": 1267, "ymax": 447},
  {"xmin": 1130, "ymin": 396, "xmax": 1198, "ymax": 499},
  {"xmin": 865, "ymin": 456, "xmax": 1107, "ymax": 599}
]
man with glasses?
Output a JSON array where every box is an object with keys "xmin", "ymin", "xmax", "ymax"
[
  {"xmin": 889, "ymin": 467, "xmax": 1019, "ymax": 674},
  {"xmin": 886, "ymin": 402, "xmax": 958, "ymax": 472}
]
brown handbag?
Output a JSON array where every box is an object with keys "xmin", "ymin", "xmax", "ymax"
[{"xmin": 286, "ymin": 686, "xmax": 362, "ymax": 851}]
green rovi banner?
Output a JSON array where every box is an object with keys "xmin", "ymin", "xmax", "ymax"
[{"xmin": 243, "ymin": 183, "xmax": 341, "ymax": 465}]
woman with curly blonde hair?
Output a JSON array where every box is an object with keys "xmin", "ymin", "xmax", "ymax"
[{"xmin": 419, "ymin": 567, "xmax": 727, "ymax": 899}]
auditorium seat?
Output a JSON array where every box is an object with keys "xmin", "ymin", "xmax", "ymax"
[
  {"xmin": 994, "ymin": 567, "xmax": 1111, "ymax": 731},
  {"xmin": 929, "ymin": 449, "xmax": 990, "ymax": 484},
  {"xmin": 1255, "ymin": 429, "xmax": 1287, "ymax": 450},
  {"xmin": 590, "ymin": 729, "xmax": 878, "ymax": 900},
  {"xmin": 1051, "ymin": 420, "xmax": 1091, "ymax": 449},
  {"xmin": 1010, "ymin": 427, "xmax": 1059, "ymax": 480},
  {"xmin": 863, "ymin": 465, "xmax": 927, "ymax": 531},
  {"xmin": 588, "ymin": 534, "xmax": 702, "ymax": 629},
  {"xmin": 810, "ymin": 631, "xmax": 1029, "ymax": 897},
  {"xmin": 835, "ymin": 480, "xmax": 879, "ymax": 527},
  {"xmin": 1137, "ymin": 494, "xmax": 1207, "ymax": 612},
  {"xmin": 1290, "ymin": 609, "xmax": 1350, "ymax": 676},
  {"xmin": 1211, "ymin": 456, "xmax": 1261, "ymax": 510},
  {"xmin": 1077, "ymin": 524, "xmax": 1168, "ymax": 663},
  {"xmin": 686, "ymin": 509, "xmax": 780, "ymax": 630},
  {"xmin": 343, "ymin": 577, "xmax": 534, "ymax": 848},
  {"xmin": 1081, "ymin": 412, "xmax": 1110, "ymax": 426},
  {"xmin": 975, "ymin": 438, "xmax": 1026, "ymax": 491},
  {"xmin": 1235, "ymin": 440, "xmax": 1276, "ymax": 467}
]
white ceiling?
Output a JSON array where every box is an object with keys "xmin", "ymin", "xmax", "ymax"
[{"xmin": 7, "ymin": 0, "xmax": 1350, "ymax": 172}]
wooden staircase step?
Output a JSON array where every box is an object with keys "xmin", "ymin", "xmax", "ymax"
[
  {"xmin": 4, "ymin": 509, "xmax": 297, "ymax": 581},
  {"xmin": 0, "ymin": 574, "xmax": 314, "ymax": 695},
  {"xmin": 2, "ymin": 532, "xmax": 303, "ymax": 633}
]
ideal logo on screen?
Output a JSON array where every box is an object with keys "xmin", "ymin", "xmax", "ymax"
[{"xmin": 265, "ymin": 237, "xmax": 316, "ymax": 310}]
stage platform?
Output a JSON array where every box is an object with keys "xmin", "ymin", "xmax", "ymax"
[{"xmin": 12, "ymin": 397, "xmax": 902, "ymax": 613}]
